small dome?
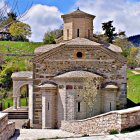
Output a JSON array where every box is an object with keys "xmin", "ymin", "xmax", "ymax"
[{"xmin": 61, "ymin": 9, "xmax": 95, "ymax": 19}]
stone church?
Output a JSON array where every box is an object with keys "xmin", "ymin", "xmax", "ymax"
[{"xmin": 12, "ymin": 9, "xmax": 127, "ymax": 129}]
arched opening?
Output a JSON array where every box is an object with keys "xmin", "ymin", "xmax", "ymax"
[{"xmin": 20, "ymin": 84, "xmax": 29, "ymax": 107}]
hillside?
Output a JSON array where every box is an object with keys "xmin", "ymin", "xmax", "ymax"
[
  {"xmin": 128, "ymin": 35, "xmax": 140, "ymax": 47},
  {"xmin": 0, "ymin": 41, "xmax": 43, "ymax": 70},
  {"xmin": 127, "ymin": 70, "xmax": 140, "ymax": 104}
]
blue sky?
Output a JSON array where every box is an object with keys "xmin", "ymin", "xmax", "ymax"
[
  {"xmin": 7, "ymin": 0, "xmax": 140, "ymax": 14},
  {"xmin": 7, "ymin": 0, "xmax": 77, "ymax": 14},
  {"xmin": 2, "ymin": 0, "xmax": 140, "ymax": 42}
]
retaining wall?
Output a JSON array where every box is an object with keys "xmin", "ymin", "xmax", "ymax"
[
  {"xmin": 61, "ymin": 106, "xmax": 140, "ymax": 134},
  {"xmin": 0, "ymin": 113, "xmax": 15, "ymax": 140}
]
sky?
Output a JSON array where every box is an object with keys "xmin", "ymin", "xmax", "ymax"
[{"xmin": 1, "ymin": 0, "xmax": 140, "ymax": 42}]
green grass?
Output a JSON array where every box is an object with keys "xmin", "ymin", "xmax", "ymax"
[
  {"xmin": 0, "ymin": 98, "xmax": 28, "ymax": 110},
  {"xmin": 0, "ymin": 41, "xmax": 43, "ymax": 71},
  {"xmin": 0, "ymin": 41, "xmax": 43, "ymax": 54},
  {"xmin": 127, "ymin": 70, "xmax": 140, "ymax": 104}
]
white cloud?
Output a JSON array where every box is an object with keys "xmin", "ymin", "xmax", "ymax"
[
  {"xmin": 0, "ymin": 0, "xmax": 10, "ymax": 16},
  {"xmin": 21, "ymin": 4, "xmax": 63, "ymax": 42},
  {"xmin": 75, "ymin": 0, "xmax": 140, "ymax": 36}
]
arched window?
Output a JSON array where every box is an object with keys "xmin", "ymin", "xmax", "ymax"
[{"xmin": 77, "ymin": 29, "xmax": 80, "ymax": 37}]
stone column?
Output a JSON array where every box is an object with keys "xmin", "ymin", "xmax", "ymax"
[
  {"xmin": 29, "ymin": 83, "xmax": 33, "ymax": 127},
  {"xmin": 13, "ymin": 97, "xmax": 17, "ymax": 109},
  {"xmin": 17, "ymin": 96, "xmax": 21, "ymax": 108}
]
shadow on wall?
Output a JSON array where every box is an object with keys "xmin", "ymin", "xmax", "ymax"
[{"xmin": 127, "ymin": 98, "xmax": 140, "ymax": 108}]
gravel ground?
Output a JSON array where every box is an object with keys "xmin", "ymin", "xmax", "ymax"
[{"xmin": 10, "ymin": 129, "xmax": 140, "ymax": 140}]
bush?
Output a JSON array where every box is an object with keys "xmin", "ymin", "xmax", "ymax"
[
  {"xmin": 82, "ymin": 134, "xmax": 89, "ymax": 137},
  {"xmin": 43, "ymin": 32, "xmax": 56, "ymax": 44},
  {"xmin": 109, "ymin": 129, "xmax": 119, "ymax": 135}
]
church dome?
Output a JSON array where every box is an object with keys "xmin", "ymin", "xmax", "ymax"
[{"xmin": 61, "ymin": 8, "xmax": 95, "ymax": 18}]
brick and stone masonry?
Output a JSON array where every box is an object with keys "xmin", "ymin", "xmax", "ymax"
[
  {"xmin": 0, "ymin": 113, "xmax": 15, "ymax": 140},
  {"xmin": 61, "ymin": 106, "xmax": 140, "ymax": 134}
]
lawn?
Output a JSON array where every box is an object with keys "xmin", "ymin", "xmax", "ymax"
[
  {"xmin": 0, "ymin": 98, "xmax": 28, "ymax": 110},
  {"xmin": 0, "ymin": 41, "xmax": 43, "ymax": 71},
  {"xmin": 0, "ymin": 41, "xmax": 43, "ymax": 54},
  {"xmin": 127, "ymin": 70, "xmax": 140, "ymax": 104}
]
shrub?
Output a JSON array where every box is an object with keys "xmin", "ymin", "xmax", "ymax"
[
  {"xmin": 109, "ymin": 129, "xmax": 119, "ymax": 135},
  {"xmin": 82, "ymin": 134, "xmax": 89, "ymax": 137}
]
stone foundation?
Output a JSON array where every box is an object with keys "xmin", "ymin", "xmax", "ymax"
[
  {"xmin": 61, "ymin": 106, "xmax": 140, "ymax": 134},
  {"xmin": 0, "ymin": 113, "xmax": 15, "ymax": 140}
]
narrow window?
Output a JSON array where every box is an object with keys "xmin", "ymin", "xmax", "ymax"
[
  {"xmin": 110, "ymin": 102, "xmax": 111, "ymax": 111},
  {"xmin": 48, "ymin": 102, "xmax": 49, "ymax": 110},
  {"xmin": 67, "ymin": 29, "xmax": 69, "ymax": 39},
  {"xmin": 77, "ymin": 29, "xmax": 79, "ymax": 37},
  {"xmin": 78, "ymin": 102, "xmax": 81, "ymax": 112},
  {"xmin": 88, "ymin": 29, "xmax": 90, "ymax": 38}
]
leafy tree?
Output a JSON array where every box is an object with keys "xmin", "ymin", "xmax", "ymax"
[
  {"xmin": 7, "ymin": 12, "xmax": 17, "ymax": 21},
  {"xmin": 78, "ymin": 78, "xmax": 99, "ymax": 117},
  {"xmin": 9, "ymin": 22, "xmax": 31, "ymax": 40},
  {"xmin": 43, "ymin": 26, "xmax": 63, "ymax": 44},
  {"xmin": 43, "ymin": 31, "xmax": 56, "ymax": 44},
  {"xmin": 102, "ymin": 21, "xmax": 117, "ymax": 43}
]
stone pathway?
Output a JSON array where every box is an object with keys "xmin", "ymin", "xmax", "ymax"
[
  {"xmin": 10, "ymin": 119, "xmax": 29, "ymax": 129},
  {"xmin": 10, "ymin": 129, "xmax": 140, "ymax": 140},
  {"xmin": 10, "ymin": 129, "xmax": 81, "ymax": 140}
]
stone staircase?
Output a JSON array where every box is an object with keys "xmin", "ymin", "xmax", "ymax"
[
  {"xmin": 7, "ymin": 111, "xmax": 28, "ymax": 119},
  {"xmin": 2, "ymin": 107, "xmax": 28, "ymax": 119}
]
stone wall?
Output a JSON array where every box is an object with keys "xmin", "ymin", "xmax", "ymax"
[
  {"xmin": 0, "ymin": 113, "xmax": 15, "ymax": 140},
  {"xmin": 33, "ymin": 43, "xmax": 127, "ymax": 128},
  {"xmin": 61, "ymin": 106, "xmax": 140, "ymax": 134}
]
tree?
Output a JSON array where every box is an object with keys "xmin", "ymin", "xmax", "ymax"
[
  {"xmin": 7, "ymin": 12, "xmax": 17, "ymax": 21},
  {"xmin": 43, "ymin": 31, "xmax": 56, "ymax": 44},
  {"xmin": 43, "ymin": 26, "xmax": 63, "ymax": 44},
  {"xmin": 9, "ymin": 22, "xmax": 31, "ymax": 40},
  {"xmin": 78, "ymin": 77, "xmax": 99, "ymax": 117},
  {"xmin": 102, "ymin": 21, "xmax": 117, "ymax": 43}
]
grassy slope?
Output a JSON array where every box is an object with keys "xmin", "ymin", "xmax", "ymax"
[
  {"xmin": 0, "ymin": 41, "xmax": 43, "ymax": 71},
  {"xmin": 0, "ymin": 41, "xmax": 43, "ymax": 53},
  {"xmin": 127, "ymin": 70, "xmax": 140, "ymax": 104}
]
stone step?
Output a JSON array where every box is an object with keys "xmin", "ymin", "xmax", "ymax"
[{"xmin": 8, "ymin": 112, "xmax": 28, "ymax": 119}]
